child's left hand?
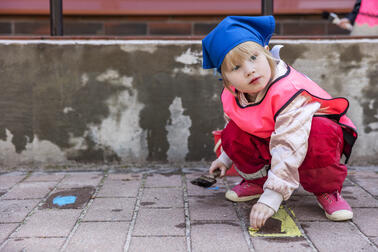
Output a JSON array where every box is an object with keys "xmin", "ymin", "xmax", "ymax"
[{"xmin": 250, "ymin": 202, "xmax": 275, "ymax": 229}]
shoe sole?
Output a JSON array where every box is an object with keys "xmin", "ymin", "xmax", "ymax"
[
  {"xmin": 318, "ymin": 202, "xmax": 353, "ymax": 221},
  {"xmin": 225, "ymin": 190, "xmax": 262, "ymax": 202}
]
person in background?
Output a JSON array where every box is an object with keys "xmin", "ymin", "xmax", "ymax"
[{"xmin": 338, "ymin": 0, "xmax": 378, "ymax": 35}]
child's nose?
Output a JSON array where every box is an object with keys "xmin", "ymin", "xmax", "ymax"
[{"xmin": 244, "ymin": 62, "xmax": 255, "ymax": 76}]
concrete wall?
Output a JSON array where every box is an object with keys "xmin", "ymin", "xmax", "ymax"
[{"xmin": 0, "ymin": 39, "xmax": 377, "ymax": 169}]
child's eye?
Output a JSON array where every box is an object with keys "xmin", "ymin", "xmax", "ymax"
[
  {"xmin": 232, "ymin": 65, "xmax": 240, "ymax": 71},
  {"xmin": 250, "ymin": 55, "xmax": 257, "ymax": 60}
]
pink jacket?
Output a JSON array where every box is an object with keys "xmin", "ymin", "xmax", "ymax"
[{"xmin": 221, "ymin": 65, "xmax": 357, "ymax": 160}]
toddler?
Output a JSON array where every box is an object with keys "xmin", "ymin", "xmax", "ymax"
[{"xmin": 202, "ymin": 16, "xmax": 358, "ymax": 229}]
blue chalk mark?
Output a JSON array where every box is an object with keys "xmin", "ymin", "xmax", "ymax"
[
  {"xmin": 53, "ymin": 195, "xmax": 77, "ymax": 207},
  {"xmin": 207, "ymin": 186, "xmax": 219, "ymax": 190}
]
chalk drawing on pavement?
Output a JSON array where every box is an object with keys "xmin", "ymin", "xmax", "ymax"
[
  {"xmin": 53, "ymin": 195, "xmax": 77, "ymax": 207},
  {"xmin": 41, "ymin": 186, "xmax": 95, "ymax": 209},
  {"xmin": 249, "ymin": 206, "xmax": 302, "ymax": 237}
]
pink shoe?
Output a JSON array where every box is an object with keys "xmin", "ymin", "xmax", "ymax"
[
  {"xmin": 225, "ymin": 180, "xmax": 263, "ymax": 202},
  {"xmin": 316, "ymin": 191, "xmax": 353, "ymax": 221}
]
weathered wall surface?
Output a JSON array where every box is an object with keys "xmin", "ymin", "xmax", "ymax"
[{"xmin": 0, "ymin": 39, "xmax": 377, "ymax": 169}]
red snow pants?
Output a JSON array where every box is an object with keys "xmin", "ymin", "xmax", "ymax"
[{"xmin": 221, "ymin": 117, "xmax": 347, "ymax": 195}]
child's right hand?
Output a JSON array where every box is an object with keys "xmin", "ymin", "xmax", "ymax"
[{"xmin": 209, "ymin": 160, "xmax": 227, "ymax": 178}]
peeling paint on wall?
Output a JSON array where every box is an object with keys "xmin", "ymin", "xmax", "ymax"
[
  {"xmin": 81, "ymin": 73, "xmax": 89, "ymax": 87},
  {"xmin": 120, "ymin": 44, "xmax": 157, "ymax": 54},
  {"xmin": 0, "ymin": 129, "xmax": 66, "ymax": 166},
  {"xmin": 172, "ymin": 48, "xmax": 210, "ymax": 76},
  {"xmin": 89, "ymin": 70, "xmax": 148, "ymax": 161},
  {"xmin": 175, "ymin": 48, "xmax": 201, "ymax": 65},
  {"xmin": 166, "ymin": 97, "xmax": 192, "ymax": 162},
  {"xmin": 361, "ymin": 68, "xmax": 378, "ymax": 133},
  {"xmin": 63, "ymin": 107, "xmax": 74, "ymax": 114}
]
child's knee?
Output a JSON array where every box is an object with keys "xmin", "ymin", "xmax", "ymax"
[{"xmin": 299, "ymin": 117, "xmax": 347, "ymax": 194}]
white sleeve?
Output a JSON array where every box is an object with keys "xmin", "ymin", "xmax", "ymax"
[
  {"xmin": 257, "ymin": 95, "xmax": 320, "ymax": 211},
  {"xmin": 217, "ymin": 151, "xmax": 233, "ymax": 169}
]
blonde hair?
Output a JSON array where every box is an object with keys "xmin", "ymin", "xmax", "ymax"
[{"xmin": 221, "ymin": 41, "xmax": 277, "ymax": 96}]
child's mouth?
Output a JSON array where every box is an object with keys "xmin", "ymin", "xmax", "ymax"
[{"xmin": 249, "ymin": 77, "xmax": 260, "ymax": 84}]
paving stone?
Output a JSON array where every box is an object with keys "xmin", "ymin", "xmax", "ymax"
[
  {"xmin": 133, "ymin": 208, "xmax": 185, "ymax": 236},
  {"xmin": 129, "ymin": 236, "xmax": 186, "ymax": 252},
  {"xmin": 354, "ymin": 178, "xmax": 378, "ymax": 196},
  {"xmin": 11, "ymin": 209, "xmax": 81, "ymax": 237},
  {"xmin": 0, "ymin": 200, "xmax": 39, "ymax": 223},
  {"xmin": 189, "ymin": 196, "xmax": 237, "ymax": 221},
  {"xmin": 352, "ymin": 208, "xmax": 378, "ymax": 237},
  {"xmin": 286, "ymin": 195, "xmax": 332, "ymax": 221},
  {"xmin": 24, "ymin": 172, "xmax": 65, "ymax": 182},
  {"xmin": 371, "ymin": 237, "xmax": 378, "ymax": 247},
  {"xmin": 349, "ymin": 170, "xmax": 378, "ymax": 179},
  {"xmin": 107, "ymin": 173, "xmax": 142, "ymax": 181},
  {"xmin": 293, "ymin": 185, "xmax": 313, "ymax": 196},
  {"xmin": 0, "ymin": 223, "xmax": 18, "ymax": 243},
  {"xmin": 302, "ymin": 221, "xmax": 377, "ymax": 252},
  {"xmin": 2, "ymin": 182, "xmax": 56, "ymax": 200},
  {"xmin": 349, "ymin": 171, "xmax": 378, "ymax": 196},
  {"xmin": 83, "ymin": 197, "xmax": 136, "ymax": 221},
  {"xmin": 0, "ymin": 168, "xmax": 376, "ymax": 251},
  {"xmin": 97, "ymin": 179, "xmax": 140, "ymax": 197},
  {"xmin": 191, "ymin": 223, "xmax": 249, "ymax": 251},
  {"xmin": 141, "ymin": 188, "xmax": 183, "ymax": 208},
  {"xmin": 251, "ymin": 236, "xmax": 311, "ymax": 251},
  {"xmin": 0, "ymin": 173, "xmax": 27, "ymax": 190},
  {"xmin": 1, "ymin": 238, "xmax": 65, "ymax": 252},
  {"xmin": 186, "ymin": 174, "xmax": 227, "ymax": 197},
  {"xmin": 342, "ymin": 184, "xmax": 378, "ymax": 208},
  {"xmin": 58, "ymin": 172, "xmax": 103, "ymax": 188},
  {"xmin": 234, "ymin": 199, "xmax": 252, "ymax": 219},
  {"xmin": 145, "ymin": 174, "xmax": 182, "ymax": 187},
  {"xmin": 65, "ymin": 222, "xmax": 129, "ymax": 252}
]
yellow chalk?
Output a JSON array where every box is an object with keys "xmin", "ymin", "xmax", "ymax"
[
  {"xmin": 249, "ymin": 206, "xmax": 302, "ymax": 237},
  {"xmin": 249, "ymin": 227, "xmax": 259, "ymax": 232}
]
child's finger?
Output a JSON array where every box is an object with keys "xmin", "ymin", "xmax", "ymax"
[
  {"xmin": 220, "ymin": 167, "xmax": 226, "ymax": 177},
  {"xmin": 256, "ymin": 214, "xmax": 264, "ymax": 228},
  {"xmin": 208, "ymin": 163, "xmax": 217, "ymax": 174},
  {"xmin": 250, "ymin": 210, "xmax": 259, "ymax": 229}
]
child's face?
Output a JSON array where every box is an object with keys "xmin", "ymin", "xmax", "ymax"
[{"xmin": 223, "ymin": 50, "xmax": 272, "ymax": 96}]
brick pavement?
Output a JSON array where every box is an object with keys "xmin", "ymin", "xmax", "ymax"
[{"xmin": 0, "ymin": 166, "xmax": 377, "ymax": 252}]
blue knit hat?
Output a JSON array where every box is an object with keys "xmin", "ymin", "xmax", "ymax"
[{"xmin": 202, "ymin": 16, "xmax": 275, "ymax": 73}]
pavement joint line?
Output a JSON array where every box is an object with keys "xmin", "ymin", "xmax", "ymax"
[
  {"xmin": 224, "ymin": 177, "xmax": 256, "ymax": 252},
  {"xmin": 132, "ymin": 235, "xmax": 186, "ymax": 237},
  {"xmin": 141, "ymin": 207, "xmax": 184, "ymax": 209},
  {"xmin": 95, "ymin": 196, "xmax": 137, "ymax": 199},
  {"xmin": 80, "ymin": 220, "xmax": 131, "ymax": 223},
  {"xmin": 0, "ymin": 171, "xmax": 67, "ymax": 251},
  {"xmin": 59, "ymin": 170, "xmax": 109, "ymax": 252},
  {"xmin": 283, "ymin": 205, "xmax": 318, "ymax": 252},
  {"xmin": 348, "ymin": 220, "xmax": 378, "ymax": 249},
  {"xmin": 0, "ymin": 172, "xmax": 30, "ymax": 201},
  {"xmin": 1, "ymin": 197, "xmax": 46, "ymax": 200},
  {"xmin": 346, "ymin": 177, "xmax": 377, "ymax": 199},
  {"xmin": 144, "ymin": 186, "xmax": 181, "ymax": 188},
  {"xmin": 123, "ymin": 173, "xmax": 146, "ymax": 252},
  {"xmin": 182, "ymin": 174, "xmax": 192, "ymax": 252},
  {"xmin": 352, "ymin": 206, "xmax": 378, "ymax": 208},
  {"xmin": 8, "ymin": 236, "xmax": 67, "ymax": 239}
]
